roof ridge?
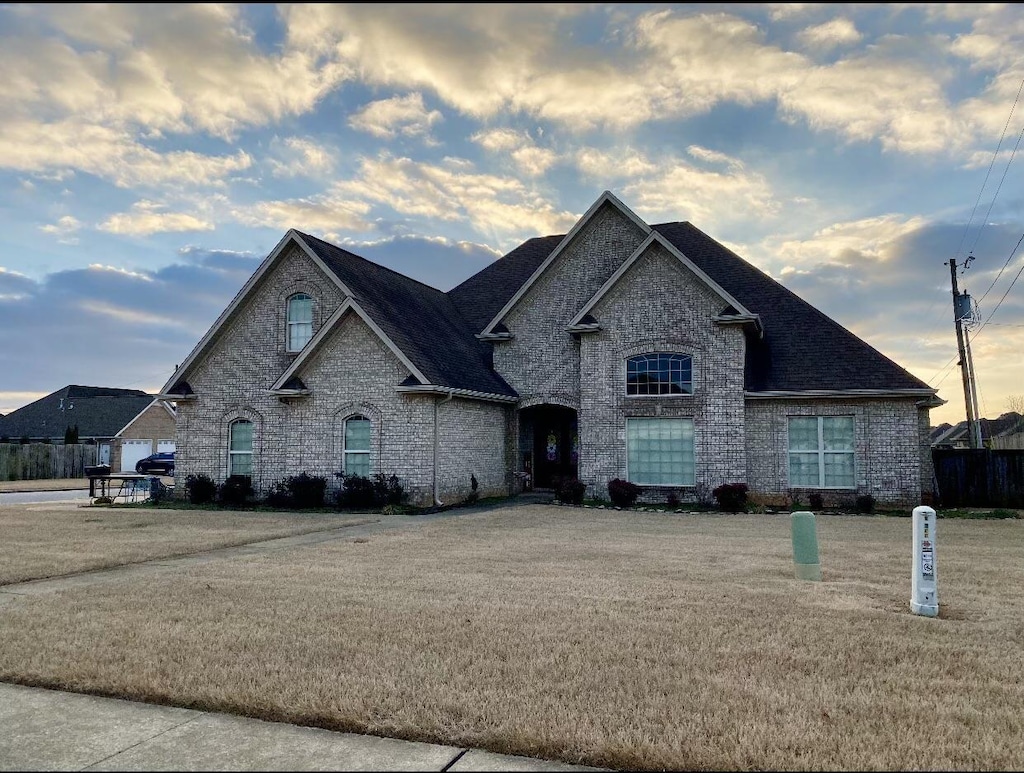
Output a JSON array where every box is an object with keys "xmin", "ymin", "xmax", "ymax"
[{"xmin": 295, "ymin": 230, "xmax": 449, "ymax": 298}]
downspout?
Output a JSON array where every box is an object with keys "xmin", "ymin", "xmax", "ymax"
[{"xmin": 433, "ymin": 388, "xmax": 455, "ymax": 506}]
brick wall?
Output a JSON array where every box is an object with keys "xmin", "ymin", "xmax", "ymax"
[
  {"xmin": 578, "ymin": 243, "xmax": 747, "ymax": 500},
  {"xmin": 745, "ymin": 397, "xmax": 927, "ymax": 508},
  {"xmin": 111, "ymin": 402, "xmax": 176, "ymax": 472}
]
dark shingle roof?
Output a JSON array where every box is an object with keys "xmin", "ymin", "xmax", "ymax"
[
  {"xmin": 0, "ymin": 385, "xmax": 154, "ymax": 440},
  {"xmin": 443, "ymin": 222, "xmax": 931, "ymax": 393},
  {"xmin": 651, "ymin": 222, "xmax": 931, "ymax": 392},
  {"xmin": 933, "ymin": 412, "xmax": 1024, "ymax": 445},
  {"xmin": 447, "ymin": 235, "xmax": 564, "ymax": 333},
  {"xmin": 298, "ymin": 232, "xmax": 516, "ymax": 397}
]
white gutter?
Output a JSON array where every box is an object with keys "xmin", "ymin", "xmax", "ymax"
[
  {"xmin": 433, "ymin": 388, "xmax": 455, "ymax": 506},
  {"xmin": 396, "ymin": 385, "xmax": 518, "ymax": 404},
  {"xmin": 745, "ymin": 389, "xmax": 940, "ymax": 400}
]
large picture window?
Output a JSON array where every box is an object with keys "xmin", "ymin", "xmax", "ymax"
[
  {"xmin": 788, "ymin": 416, "xmax": 855, "ymax": 488},
  {"xmin": 286, "ymin": 293, "xmax": 313, "ymax": 351},
  {"xmin": 627, "ymin": 418, "xmax": 695, "ymax": 486},
  {"xmin": 228, "ymin": 419, "xmax": 253, "ymax": 477},
  {"xmin": 626, "ymin": 353, "xmax": 692, "ymax": 395},
  {"xmin": 343, "ymin": 415, "xmax": 371, "ymax": 477}
]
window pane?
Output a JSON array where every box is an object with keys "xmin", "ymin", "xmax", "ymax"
[
  {"xmin": 229, "ymin": 420, "xmax": 252, "ymax": 452},
  {"xmin": 229, "ymin": 452, "xmax": 252, "ymax": 477},
  {"xmin": 345, "ymin": 417, "xmax": 371, "ymax": 451},
  {"xmin": 345, "ymin": 452, "xmax": 369, "ymax": 478},
  {"xmin": 788, "ymin": 417, "xmax": 819, "ymax": 451},
  {"xmin": 626, "ymin": 354, "xmax": 693, "ymax": 395},
  {"xmin": 288, "ymin": 294, "xmax": 312, "ymax": 323},
  {"xmin": 822, "ymin": 416, "xmax": 855, "ymax": 451},
  {"xmin": 789, "ymin": 452, "xmax": 820, "ymax": 487},
  {"xmin": 627, "ymin": 418, "xmax": 694, "ymax": 486},
  {"xmin": 288, "ymin": 323, "xmax": 312, "ymax": 351},
  {"xmin": 824, "ymin": 453, "xmax": 855, "ymax": 487}
]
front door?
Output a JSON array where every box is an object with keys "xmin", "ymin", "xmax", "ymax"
[{"xmin": 531, "ymin": 408, "xmax": 578, "ymax": 489}]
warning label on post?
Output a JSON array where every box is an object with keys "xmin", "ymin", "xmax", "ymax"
[{"xmin": 921, "ymin": 540, "xmax": 935, "ymax": 577}]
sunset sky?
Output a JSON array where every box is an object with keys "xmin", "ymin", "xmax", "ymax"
[{"xmin": 2, "ymin": 3, "xmax": 1023, "ymax": 427}]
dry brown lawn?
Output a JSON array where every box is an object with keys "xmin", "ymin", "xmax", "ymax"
[
  {"xmin": 0, "ymin": 502, "xmax": 375, "ymax": 584},
  {"xmin": 0, "ymin": 505, "xmax": 1021, "ymax": 771}
]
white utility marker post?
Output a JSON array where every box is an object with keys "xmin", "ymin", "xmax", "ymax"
[{"xmin": 911, "ymin": 506, "xmax": 939, "ymax": 617}]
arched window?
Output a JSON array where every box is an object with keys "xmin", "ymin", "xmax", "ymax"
[
  {"xmin": 286, "ymin": 293, "xmax": 313, "ymax": 351},
  {"xmin": 343, "ymin": 415, "xmax": 371, "ymax": 477},
  {"xmin": 626, "ymin": 353, "xmax": 692, "ymax": 395},
  {"xmin": 228, "ymin": 419, "xmax": 253, "ymax": 477}
]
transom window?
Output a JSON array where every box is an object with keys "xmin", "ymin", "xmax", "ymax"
[
  {"xmin": 626, "ymin": 353, "xmax": 692, "ymax": 395},
  {"xmin": 286, "ymin": 293, "xmax": 313, "ymax": 352},
  {"xmin": 228, "ymin": 419, "xmax": 253, "ymax": 477},
  {"xmin": 788, "ymin": 416, "xmax": 855, "ymax": 489},
  {"xmin": 627, "ymin": 417, "xmax": 695, "ymax": 486},
  {"xmin": 343, "ymin": 415, "xmax": 371, "ymax": 477}
]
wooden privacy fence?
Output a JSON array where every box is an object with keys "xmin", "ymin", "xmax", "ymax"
[
  {"xmin": 932, "ymin": 448, "xmax": 1024, "ymax": 508},
  {"xmin": 0, "ymin": 443, "xmax": 98, "ymax": 481}
]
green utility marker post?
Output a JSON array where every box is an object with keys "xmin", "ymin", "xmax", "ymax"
[{"xmin": 791, "ymin": 511, "xmax": 821, "ymax": 581}]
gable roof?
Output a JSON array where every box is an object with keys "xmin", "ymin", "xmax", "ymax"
[
  {"xmin": 473, "ymin": 191, "xmax": 650, "ymax": 336},
  {"xmin": 448, "ymin": 219, "xmax": 934, "ymax": 395},
  {"xmin": 296, "ymin": 232, "xmax": 516, "ymax": 398},
  {"xmin": 0, "ymin": 385, "xmax": 155, "ymax": 440},
  {"xmin": 567, "ymin": 230, "xmax": 758, "ymax": 330},
  {"xmin": 113, "ymin": 398, "xmax": 177, "ymax": 439},
  {"xmin": 932, "ymin": 412, "xmax": 1024, "ymax": 446}
]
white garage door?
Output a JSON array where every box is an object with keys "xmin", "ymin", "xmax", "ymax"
[
  {"xmin": 120, "ymin": 440, "xmax": 153, "ymax": 472},
  {"xmin": 157, "ymin": 440, "xmax": 175, "ymax": 453}
]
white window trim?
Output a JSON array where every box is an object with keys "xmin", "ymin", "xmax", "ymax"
[
  {"xmin": 286, "ymin": 293, "xmax": 313, "ymax": 353},
  {"xmin": 625, "ymin": 417, "xmax": 696, "ymax": 487},
  {"xmin": 624, "ymin": 352, "xmax": 694, "ymax": 398},
  {"xmin": 228, "ymin": 419, "xmax": 253, "ymax": 477},
  {"xmin": 342, "ymin": 415, "xmax": 371, "ymax": 477},
  {"xmin": 787, "ymin": 415, "xmax": 856, "ymax": 490}
]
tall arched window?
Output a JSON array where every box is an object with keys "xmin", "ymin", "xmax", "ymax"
[
  {"xmin": 286, "ymin": 293, "xmax": 313, "ymax": 351},
  {"xmin": 228, "ymin": 419, "xmax": 253, "ymax": 477},
  {"xmin": 343, "ymin": 415, "xmax": 371, "ymax": 477},
  {"xmin": 626, "ymin": 353, "xmax": 693, "ymax": 395}
]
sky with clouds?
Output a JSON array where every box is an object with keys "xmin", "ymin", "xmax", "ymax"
[{"xmin": 2, "ymin": 2, "xmax": 1023, "ymax": 428}]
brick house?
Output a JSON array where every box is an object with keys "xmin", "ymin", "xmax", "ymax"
[
  {"xmin": 159, "ymin": 191, "xmax": 942, "ymax": 507},
  {"xmin": 110, "ymin": 398, "xmax": 177, "ymax": 473}
]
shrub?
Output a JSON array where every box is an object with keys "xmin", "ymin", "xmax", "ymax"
[
  {"xmin": 372, "ymin": 473, "xmax": 407, "ymax": 506},
  {"xmin": 264, "ymin": 480, "xmax": 292, "ymax": 509},
  {"xmin": 555, "ymin": 476, "xmax": 586, "ymax": 505},
  {"xmin": 666, "ymin": 491, "xmax": 681, "ymax": 508},
  {"xmin": 608, "ymin": 478, "xmax": 641, "ymax": 508},
  {"xmin": 713, "ymin": 482, "xmax": 749, "ymax": 513},
  {"xmin": 336, "ymin": 473, "xmax": 377, "ymax": 510},
  {"xmin": 808, "ymin": 492, "xmax": 824, "ymax": 511},
  {"xmin": 218, "ymin": 475, "xmax": 254, "ymax": 507},
  {"xmin": 288, "ymin": 472, "xmax": 327, "ymax": 509},
  {"xmin": 63, "ymin": 425, "xmax": 79, "ymax": 445},
  {"xmin": 856, "ymin": 494, "xmax": 876, "ymax": 514},
  {"xmin": 465, "ymin": 473, "xmax": 480, "ymax": 504},
  {"xmin": 185, "ymin": 473, "xmax": 217, "ymax": 505}
]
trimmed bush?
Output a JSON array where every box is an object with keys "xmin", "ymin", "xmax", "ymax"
[
  {"xmin": 185, "ymin": 473, "xmax": 217, "ymax": 505},
  {"xmin": 218, "ymin": 475, "xmax": 254, "ymax": 507},
  {"xmin": 372, "ymin": 473, "xmax": 407, "ymax": 507},
  {"xmin": 808, "ymin": 492, "xmax": 824, "ymax": 511},
  {"xmin": 713, "ymin": 482, "xmax": 749, "ymax": 513},
  {"xmin": 856, "ymin": 494, "xmax": 876, "ymax": 514},
  {"xmin": 666, "ymin": 491, "xmax": 681, "ymax": 508},
  {"xmin": 555, "ymin": 476, "xmax": 586, "ymax": 505},
  {"xmin": 336, "ymin": 473, "xmax": 377, "ymax": 510},
  {"xmin": 465, "ymin": 473, "xmax": 480, "ymax": 504},
  {"xmin": 608, "ymin": 478, "xmax": 641, "ymax": 508},
  {"xmin": 265, "ymin": 472, "xmax": 328, "ymax": 509}
]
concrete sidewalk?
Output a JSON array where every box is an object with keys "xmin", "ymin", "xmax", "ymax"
[
  {"xmin": 0, "ymin": 478, "xmax": 91, "ymax": 493},
  {"xmin": 0, "ymin": 683, "xmax": 604, "ymax": 772}
]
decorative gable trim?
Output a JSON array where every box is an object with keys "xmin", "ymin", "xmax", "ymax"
[
  {"xmin": 480, "ymin": 190, "xmax": 651, "ymax": 336},
  {"xmin": 159, "ymin": 230, "xmax": 355, "ymax": 396},
  {"xmin": 567, "ymin": 231, "xmax": 762, "ymax": 335},
  {"xmin": 270, "ymin": 297, "xmax": 430, "ymax": 395}
]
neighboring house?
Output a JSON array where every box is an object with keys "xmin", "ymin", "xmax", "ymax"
[
  {"xmin": 110, "ymin": 398, "xmax": 177, "ymax": 472},
  {"xmin": 0, "ymin": 385, "xmax": 156, "ymax": 463},
  {"xmin": 159, "ymin": 191, "xmax": 942, "ymax": 507},
  {"xmin": 931, "ymin": 412, "xmax": 1024, "ymax": 449}
]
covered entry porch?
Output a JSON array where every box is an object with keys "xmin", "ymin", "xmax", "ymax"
[{"xmin": 517, "ymin": 403, "xmax": 578, "ymax": 490}]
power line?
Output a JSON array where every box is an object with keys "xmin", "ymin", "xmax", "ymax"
[
  {"xmin": 955, "ymin": 75, "xmax": 1024, "ymax": 267},
  {"xmin": 968, "ymin": 115, "xmax": 1024, "ymax": 259},
  {"xmin": 976, "ymin": 232, "xmax": 1024, "ymax": 306}
]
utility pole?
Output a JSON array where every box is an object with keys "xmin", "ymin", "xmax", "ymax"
[{"xmin": 948, "ymin": 259, "xmax": 982, "ymax": 449}]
